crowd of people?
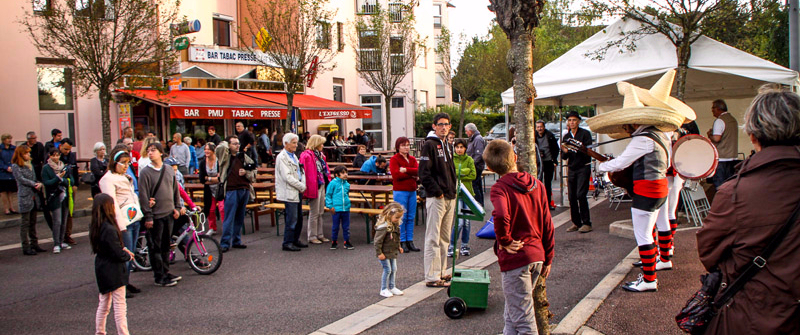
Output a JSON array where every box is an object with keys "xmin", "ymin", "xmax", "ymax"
[{"xmin": 4, "ymin": 79, "xmax": 798, "ymax": 334}]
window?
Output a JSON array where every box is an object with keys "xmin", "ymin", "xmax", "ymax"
[
  {"xmin": 333, "ymin": 85, "xmax": 343, "ymax": 102},
  {"xmin": 75, "ymin": 0, "xmax": 114, "ymax": 19},
  {"xmin": 359, "ymin": 30, "xmax": 380, "ymax": 71},
  {"xmin": 435, "ymin": 35, "xmax": 444, "ymax": 64},
  {"xmin": 433, "ymin": 4, "xmax": 442, "ymax": 28},
  {"xmin": 391, "ymin": 97, "xmax": 404, "ymax": 108},
  {"xmin": 213, "ymin": 19, "xmax": 231, "ymax": 47},
  {"xmin": 361, "ymin": 95, "xmax": 383, "ymax": 148},
  {"xmin": 390, "ymin": 37, "xmax": 404, "ymax": 75},
  {"xmin": 418, "ymin": 90, "xmax": 428, "ymax": 110},
  {"xmin": 436, "ymin": 73, "xmax": 446, "ymax": 98},
  {"xmin": 33, "ymin": 0, "xmax": 50, "ymax": 13},
  {"xmin": 37, "ymin": 66, "xmax": 74, "ymax": 110},
  {"xmin": 358, "ymin": 0, "xmax": 378, "ymax": 14},
  {"xmin": 388, "ymin": 2, "xmax": 404, "ymax": 22},
  {"xmin": 337, "ymin": 22, "xmax": 345, "ymax": 52},
  {"xmin": 316, "ymin": 21, "xmax": 331, "ymax": 49}
]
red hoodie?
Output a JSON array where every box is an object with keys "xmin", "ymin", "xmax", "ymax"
[
  {"xmin": 491, "ymin": 172, "xmax": 555, "ymax": 272},
  {"xmin": 389, "ymin": 153, "xmax": 418, "ymax": 191}
]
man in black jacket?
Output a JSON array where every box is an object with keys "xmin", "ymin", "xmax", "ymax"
[
  {"xmin": 561, "ymin": 111, "xmax": 593, "ymax": 233},
  {"xmin": 59, "ymin": 138, "xmax": 80, "ymax": 244},
  {"xmin": 419, "ymin": 112, "xmax": 457, "ymax": 287},
  {"xmin": 44, "ymin": 128, "xmax": 62, "ymax": 153},
  {"xmin": 535, "ymin": 120, "xmax": 559, "ymax": 210}
]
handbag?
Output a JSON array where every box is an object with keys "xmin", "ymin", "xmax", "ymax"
[
  {"xmin": 118, "ymin": 181, "xmax": 143, "ymax": 227},
  {"xmin": 676, "ymin": 201, "xmax": 800, "ymax": 334},
  {"xmin": 80, "ymin": 172, "xmax": 96, "ymax": 184},
  {"xmin": 476, "ymin": 216, "xmax": 496, "ymax": 239}
]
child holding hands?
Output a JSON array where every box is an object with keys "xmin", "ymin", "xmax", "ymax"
[
  {"xmin": 374, "ymin": 202, "xmax": 406, "ymax": 298},
  {"xmin": 484, "ymin": 140, "xmax": 554, "ymax": 334},
  {"xmin": 326, "ymin": 166, "xmax": 353, "ymax": 250}
]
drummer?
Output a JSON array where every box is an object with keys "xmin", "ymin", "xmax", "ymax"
[{"xmin": 588, "ymin": 70, "xmax": 695, "ymax": 293}]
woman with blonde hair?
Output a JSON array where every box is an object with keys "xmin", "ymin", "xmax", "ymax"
[
  {"xmin": 299, "ymin": 134, "xmax": 331, "ymax": 244},
  {"xmin": 135, "ymin": 136, "xmax": 158, "ymax": 175},
  {"xmin": 11, "ymin": 145, "xmax": 46, "ymax": 255}
]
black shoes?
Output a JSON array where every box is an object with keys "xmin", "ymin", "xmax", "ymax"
[
  {"xmin": 221, "ymin": 247, "xmax": 230, "ymax": 253},
  {"xmin": 232, "ymin": 244, "xmax": 247, "ymax": 249},
  {"xmin": 282, "ymin": 244, "xmax": 301, "ymax": 251},
  {"xmin": 23, "ymin": 249, "xmax": 37, "ymax": 256},
  {"xmin": 33, "ymin": 246, "xmax": 47, "ymax": 252},
  {"xmin": 406, "ymin": 241, "xmax": 421, "ymax": 252},
  {"xmin": 127, "ymin": 284, "xmax": 141, "ymax": 294},
  {"xmin": 330, "ymin": 241, "xmax": 338, "ymax": 249},
  {"xmin": 344, "ymin": 241, "xmax": 355, "ymax": 250},
  {"xmin": 632, "ymin": 261, "xmax": 643, "ymax": 267},
  {"xmin": 294, "ymin": 242, "xmax": 308, "ymax": 248},
  {"xmin": 166, "ymin": 273, "xmax": 182, "ymax": 282},
  {"xmin": 154, "ymin": 279, "xmax": 177, "ymax": 287}
]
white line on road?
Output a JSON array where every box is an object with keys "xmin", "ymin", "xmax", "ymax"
[
  {"xmin": 0, "ymin": 231, "xmax": 89, "ymax": 252},
  {"xmin": 311, "ymin": 198, "xmax": 603, "ymax": 335}
]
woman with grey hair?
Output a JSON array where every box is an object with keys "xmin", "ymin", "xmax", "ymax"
[
  {"xmin": 185, "ymin": 136, "xmax": 199, "ymax": 174},
  {"xmin": 275, "ymin": 133, "xmax": 307, "ymax": 251},
  {"xmin": 696, "ymin": 89, "xmax": 800, "ymax": 334},
  {"xmin": 90, "ymin": 142, "xmax": 108, "ymax": 196}
]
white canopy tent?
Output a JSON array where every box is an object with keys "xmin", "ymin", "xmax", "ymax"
[{"xmin": 500, "ymin": 17, "xmax": 799, "ymax": 107}]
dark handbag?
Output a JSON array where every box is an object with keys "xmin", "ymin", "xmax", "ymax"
[
  {"xmin": 214, "ymin": 181, "xmax": 226, "ymax": 201},
  {"xmin": 676, "ymin": 201, "xmax": 800, "ymax": 334},
  {"xmin": 80, "ymin": 172, "xmax": 96, "ymax": 184}
]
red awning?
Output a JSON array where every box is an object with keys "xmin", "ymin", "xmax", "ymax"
[
  {"xmin": 117, "ymin": 89, "xmax": 372, "ymax": 120},
  {"xmin": 117, "ymin": 89, "xmax": 287, "ymax": 120},
  {"xmin": 238, "ymin": 92, "xmax": 372, "ymax": 119}
]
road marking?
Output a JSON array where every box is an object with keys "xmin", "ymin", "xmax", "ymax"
[
  {"xmin": 311, "ymin": 197, "xmax": 603, "ymax": 335},
  {"xmin": 0, "ymin": 231, "xmax": 89, "ymax": 252}
]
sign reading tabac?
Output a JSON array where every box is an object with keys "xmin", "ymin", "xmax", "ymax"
[{"xmin": 188, "ymin": 47, "xmax": 276, "ymax": 66}]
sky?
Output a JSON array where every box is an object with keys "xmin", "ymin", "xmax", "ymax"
[{"xmin": 446, "ymin": 1, "xmax": 497, "ymax": 62}]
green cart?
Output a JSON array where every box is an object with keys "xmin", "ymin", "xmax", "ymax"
[{"xmin": 444, "ymin": 181, "xmax": 490, "ymax": 319}]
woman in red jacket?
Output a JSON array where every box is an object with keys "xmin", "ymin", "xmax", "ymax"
[{"xmin": 389, "ymin": 137, "xmax": 420, "ymax": 252}]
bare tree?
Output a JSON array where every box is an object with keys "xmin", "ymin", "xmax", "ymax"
[
  {"xmin": 488, "ymin": 1, "xmax": 549, "ymax": 333},
  {"xmin": 435, "ymin": 26, "xmax": 453, "ymax": 90},
  {"xmin": 240, "ymin": 0, "xmax": 338, "ymax": 132},
  {"xmin": 351, "ymin": 2, "xmax": 423, "ymax": 149},
  {"xmin": 582, "ymin": 0, "xmax": 732, "ymax": 100},
  {"xmin": 21, "ymin": 0, "xmax": 180, "ymax": 148}
]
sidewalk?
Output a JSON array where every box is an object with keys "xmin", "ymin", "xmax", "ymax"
[
  {"xmin": 0, "ymin": 186, "xmax": 94, "ymax": 229},
  {"xmin": 584, "ymin": 226, "xmax": 706, "ymax": 335}
]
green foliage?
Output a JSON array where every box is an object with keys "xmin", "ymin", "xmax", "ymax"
[
  {"xmin": 414, "ymin": 106, "xmax": 504, "ymax": 138},
  {"xmin": 702, "ymin": 0, "xmax": 789, "ymax": 67}
]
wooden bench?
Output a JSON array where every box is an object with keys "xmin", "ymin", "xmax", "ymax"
[{"xmin": 264, "ymin": 203, "xmax": 383, "ymax": 243}]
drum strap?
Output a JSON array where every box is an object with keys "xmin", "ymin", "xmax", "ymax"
[{"xmin": 635, "ymin": 132, "xmax": 669, "ymax": 160}]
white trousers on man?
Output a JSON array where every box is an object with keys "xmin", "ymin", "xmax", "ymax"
[{"xmin": 424, "ymin": 196, "xmax": 456, "ymax": 282}]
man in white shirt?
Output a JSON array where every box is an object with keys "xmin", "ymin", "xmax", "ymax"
[{"xmin": 706, "ymin": 99, "xmax": 739, "ymax": 188}]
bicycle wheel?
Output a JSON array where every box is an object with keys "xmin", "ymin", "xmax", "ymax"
[
  {"xmin": 132, "ymin": 234, "xmax": 152, "ymax": 272},
  {"xmin": 185, "ymin": 235, "xmax": 222, "ymax": 275}
]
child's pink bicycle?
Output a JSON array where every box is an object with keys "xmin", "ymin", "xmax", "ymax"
[{"xmin": 132, "ymin": 210, "xmax": 223, "ymax": 275}]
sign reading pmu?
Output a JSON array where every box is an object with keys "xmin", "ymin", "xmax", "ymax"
[{"xmin": 188, "ymin": 47, "xmax": 278, "ymax": 66}]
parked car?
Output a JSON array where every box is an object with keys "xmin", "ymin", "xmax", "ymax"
[{"xmin": 485, "ymin": 123, "xmax": 515, "ymax": 141}]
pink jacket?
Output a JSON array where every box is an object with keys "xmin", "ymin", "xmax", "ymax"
[
  {"xmin": 299, "ymin": 149, "xmax": 330, "ymax": 199},
  {"xmin": 178, "ymin": 184, "xmax": 197, "ymax": 209}
]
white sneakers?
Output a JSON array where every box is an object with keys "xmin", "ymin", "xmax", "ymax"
[
  {"xmin": 622, "ymin": 274, "xmax": 658, "ymax": 292},
  {"xmin": 656, "ymin": 259, "xmax": 673, "ymax": 271},
  {"xmin": 60, "ymin": 243, "xmax": 72, "ymax": 250},
  {"xmin": 379, "ymin": 289, "xmax": 393, "ymax": 298},
  {"xmin": 205, "ymin": 229, "xmax": 216, "ymax": 236},
  {"xmin": 53, "ymin": 246, "xmax": 61, "ymax": 254},
  {"xmin": 390, "ymin": 288, "xmax": 404, "ymax": 296}
]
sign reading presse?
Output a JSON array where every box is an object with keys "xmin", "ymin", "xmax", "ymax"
[{"xmin": 189, "ymin": 47, "xmax": 277, "ymax": 66}]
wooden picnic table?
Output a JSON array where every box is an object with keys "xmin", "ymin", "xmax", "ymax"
[
  {"xmin": 184, "ymin": 182, "xmax": 275, "ymax": 202},
  {"xmin": 257, "ymin": 167, "xmax": 275, "ymax": 174},
  {"xmin": 351, "ymin": 174, "xmax": 393, "ymax": 185},
  {"xmin": 350, "ymin": 184, "xmax": 393, "ymax": 208},
  {"xmin": 327, "ymin": 161, "xmax": 351, "ymax": 167}
]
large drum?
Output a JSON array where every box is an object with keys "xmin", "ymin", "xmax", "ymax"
[{"xmin": 672, "ymin": 135, "xmax": 718, "ymax": 180}]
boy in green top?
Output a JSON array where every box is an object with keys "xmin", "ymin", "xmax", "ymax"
[{"xmin": 448, "ymin": 139, "xmax": 477, "ymax": 257}]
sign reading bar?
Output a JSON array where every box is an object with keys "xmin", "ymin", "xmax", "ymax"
[
  {"xmin": 170, "ymin": 106, "xmax": 286, "ymax": 120},
  {"xmin": 188, "ymin": 47, "xmax": 278, "ymax": 66},
  {"xmin": 300, "ymin": 109, "xmax": 373, "ymax": 120}
]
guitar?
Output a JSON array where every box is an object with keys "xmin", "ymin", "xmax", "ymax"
[{"xmin": 563, "ymin": 138, "xmax": 634, "ymax": 195}]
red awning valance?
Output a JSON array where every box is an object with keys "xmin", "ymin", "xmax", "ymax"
[
  {"xmin": 117, "ymin": 89, "xmax": 372, "ymax": 120},
  {"xmin": 118, "ymin": 89, "xmax": 287, "ymax": 120},
  {"xmin": 238, "ymin": 92, "xmax": 372, "ymax": 119}
]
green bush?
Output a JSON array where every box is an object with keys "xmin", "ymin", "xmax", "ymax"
[{"xmin": 414, "ymin": 106, "xmax": 505, "ymax": 138}]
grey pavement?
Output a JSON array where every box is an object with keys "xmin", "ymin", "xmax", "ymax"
[{"xmin": 0, "ymin": 176, "xmax": 674, "ymax": 335}]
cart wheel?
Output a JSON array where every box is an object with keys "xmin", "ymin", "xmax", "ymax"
[{"xmin": 444, "ymin": 297, "xmax": 467, "ymax": 319}]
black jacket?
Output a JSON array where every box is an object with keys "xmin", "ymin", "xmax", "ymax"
[
  {"xmin": 60, "ymin": 151, "xmax": 80, "ymax": 186},
  {"xmin": 353, "ymin": 154, "xmax": 367, "ymax": 169},
  {"xmin": 561, "ymin": 128, "xmax": 592, "ymax": 170},
  {"xmin": 208, "ymin": 133, "xmax": 221, "ymax": 146},
  {"xmin": 419, "ymin": 131, "xmax": 457, "ymax": 199},
  {"xmin": 536, "ymin": 130, "xmax": 560, "ymax": 162},
  {"xmin": 29, "ymin": 142, "xmax": 46, "ymax": 180},
  {"xmin": 94, "ymin": 222, "xmax": 130, "ymax": 294}
]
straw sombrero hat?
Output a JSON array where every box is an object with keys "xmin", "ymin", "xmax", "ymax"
[{"xmin": 586, "ymin": 70, "xmax": 694, "ymax": 135}]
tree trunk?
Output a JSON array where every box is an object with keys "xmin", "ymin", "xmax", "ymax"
[
  {"xmin": 459, "ymin": 99, "xmax": 467, "ymax": 138},
  {"xmin": 507, "ymin": 18, "xmax": 548, "ymax": 335},
  {"xmin": 99, "ymin": 86, "xmax": 112, "ymax": 149},
  {"xmin": 286, "ymin": 92, "xmax": 295, "ymax": 133},
  {"xmin": 675, "ymin": 41, "xmax": 692, "ymax": 101},
  {"xmin": 384, "ymin": 95, "xmax": 393, "ymax": 150}
]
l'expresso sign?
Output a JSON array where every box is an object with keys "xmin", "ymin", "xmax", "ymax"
[{"xmin": 170, "ymin": 106, "xmax": 286, "ymax": 119}]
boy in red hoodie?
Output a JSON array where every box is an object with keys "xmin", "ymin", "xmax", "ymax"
[{"xmin": 484, "ymin": 140, "xmax": 554, "ymax": 334}]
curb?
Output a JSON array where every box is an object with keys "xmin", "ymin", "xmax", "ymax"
[
  {"xmin": 608, "ymin": 219, "xmax": 634, "ymax": 240},
  {"xmin": 0, "ymin": 208, "xmax": 92, "ymax": 229}
]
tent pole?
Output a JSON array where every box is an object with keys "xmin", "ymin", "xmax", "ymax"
[
  {"xmin": 558, "ymin": 98, "xmax": 565, "ymax": 208},
  {"xmin": 791, "ymin": 0, "xmax": 800, "ymax": 71},
  {"xmin": 504, "ymin": 104, "xmax": 509, "ymax": 141}
]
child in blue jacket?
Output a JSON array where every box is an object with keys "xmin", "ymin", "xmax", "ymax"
[{"xmin": 326, "ymin": 166, "xmax": 353, "ymax": 250}]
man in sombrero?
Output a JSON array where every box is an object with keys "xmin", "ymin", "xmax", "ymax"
[{"xmin": 587, "ymin": 70, "xmax": 695, "ymax": 292}]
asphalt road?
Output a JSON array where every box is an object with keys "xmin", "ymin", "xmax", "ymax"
[{"xmin": 0, "ymin": 180, "xmax": 640, "ymax": 335}]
